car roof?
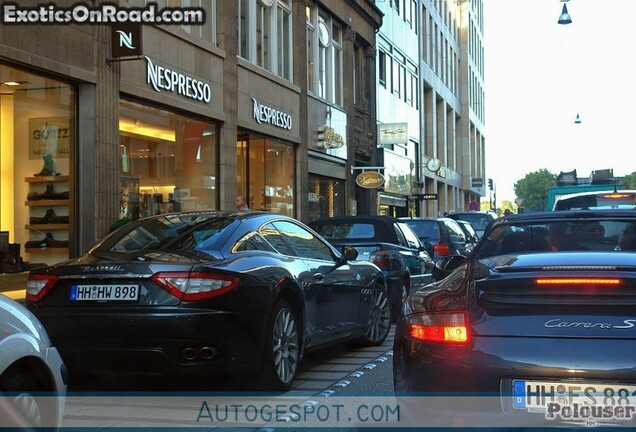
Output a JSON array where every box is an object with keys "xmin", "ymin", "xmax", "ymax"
[
  {"xmin": 554, "ymin": 189, "xmax": 636, "ymax": 200},
  {"xmin": 491, "ymin": 209, "xmax": 636, "ymax": 225},
  {"xmin": 311, "ymin": 215, "xmax": 403, "ymax": 225}
]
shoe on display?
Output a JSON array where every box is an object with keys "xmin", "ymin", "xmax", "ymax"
[
  {"xmin": 29, "ymin": 209, "xmax": 69, "ymax": 225},
  {"xmin": 27, "ymin": 184, "xmax": 69, "ymax": 201},
  {"xmin": 25, "ymin": 232, "xmax": 68, "ymax": 249},
  {"xmin": 34, "ymin": 154, "xmax": 60, "ymax": 177}
]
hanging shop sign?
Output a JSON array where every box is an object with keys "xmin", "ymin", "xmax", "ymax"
[
  {"xmin": 355, "ymin": 171, "xmax": 385, "ymax": 189},
  {"xmin": 145, "ymin": 56, "xmax": 212, "ymax": 103},
  {"xmin": 377, "ymin": 123, "xmax": 408, "ymax": 146},
  {"xmin": 252, "ymin": 98, "xmax": 293, "ymax": 130},
  {"xmin": 111, "ymin": 22, "xmax": 143, "ymax": 58}
]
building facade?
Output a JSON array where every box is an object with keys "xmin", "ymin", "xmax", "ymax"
[
  {"xmin": 0, "ymin": 0, "xmax": 381, "ymax": 289},
  {"xmin": 376, "ymin": 0, "xmax": 486, "ymax": 218}
]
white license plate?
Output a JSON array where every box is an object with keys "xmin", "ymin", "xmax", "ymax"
[
  {"xmin": 513, "ymin": 380, "xmax": 636, "ymax": 411},
  {"xmin": 70, "ymin": 284, "xmax": 140, "ymax": 301}
]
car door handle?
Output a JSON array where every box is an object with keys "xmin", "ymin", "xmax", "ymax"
[{"xmin": 313, "ymin": 273, "xmax": 325, "ymax": 282}]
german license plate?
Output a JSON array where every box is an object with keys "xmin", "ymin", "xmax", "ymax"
[
  {"xmin": 70, "ymin": 284, "xmax": 139, "ymax": 302},
  {"xmin": 513, "ymin": 379, "xmax": 636, "ymax": 411}
]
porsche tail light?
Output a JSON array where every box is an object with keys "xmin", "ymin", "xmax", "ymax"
[
  {"xmin": 151, "ymin": 272, "xmax": 238, "ymax": 301},
  {"xmin": 434, "ymin": 242, "xmax": 451, "ymax": 256},
  {"xmin": 26, "ymin": 274, "xmax": 59, "ymax": 302},
  {"xmin": 405, "ymin": 312, "xmax": 469, "ymax": 344},
  {"xmin": 370, "ymin": 250, "xmax": 391, "ymax": 270},
  {"xmin": 536, "ymin": 278, "xmax": 621, "ymax": 286}
]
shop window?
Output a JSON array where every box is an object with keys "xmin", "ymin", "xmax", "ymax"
[
  {"xmin": 119, "ymin": 100, "xmax": 218, "ymax": 222},
  {"xmin": 308, "ymin": 174, "xmax": 345, "ymax": 222},
  {"xmin": 0, "ymin": 63, "xmax": 75, "ymax": 271},
  {"xmin": 236, "ymin": 133, "xmax": 295, "ymax": 216}
]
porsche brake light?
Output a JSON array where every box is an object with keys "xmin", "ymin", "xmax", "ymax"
[
  {"xmin": 602, "ymin": 193, "xmax": 630, "ymax": 199},
  {"xmin": 536, "ymin": 278, "xmax": 621, "ymax": 286},
  {"xmin": 405, "ymin": 312, "xmax": 469, "ymax": 344},
  {"xmin": 151, "ymin": 272, "xmax": 238, "ymax": 301},
  {"xmin": 370, "ymin": 250, "xmax": 390, "ymax": 270},
  {"xmin": 434, "ymin": 242, "xmax": 451, "ymax": 256},
  {"xmin": 26, "ymin": 274, "xmax": 59, "ymax": 302}
]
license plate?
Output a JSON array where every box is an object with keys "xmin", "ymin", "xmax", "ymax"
[
  {"xmin": 70, "ymin": 284, "xmax": 140, "ymax": 302},
  {"xmin": 513, "ymin": 379, "xmax": 636, "ymax": 411}
]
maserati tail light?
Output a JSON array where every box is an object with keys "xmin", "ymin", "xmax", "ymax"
[
  {"xmin": 434, "ymin": 242, "xmax": 452, "ymax": 256},
  {"xmin": 370, "ymin": 250, "xmax": 391, "ymax": 270},
  {"xmin": 405, "ymin": 312, "xmax": 469, "ymax": 344},
  {"xmin": 151, "ymin": 272, "xmax": 238, "ymax": 301},
  {"xmin": 26, "ymin": 274, "xmax": 59, "ymax": 302}
]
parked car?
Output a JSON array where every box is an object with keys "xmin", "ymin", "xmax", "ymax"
[
  {"xmin": 400, "ymin": 217, "xmax": 473, "ymax": 261},
  {"xmin": 446, "ymin": 210, "xmax": 497, "ymax": 238},
  {"xmin": 552, "ymin": 189, "xmax": 636, "ymax": 211},
  {"xmin": 308, "ymin": 215, "xmax": 433, "ymax": 319},
  {"xmin": 394, "ymin": 210, "xmax": 636, "ymax": 427},
  {"xmin": 454, "ymin": 219, "xmax": 480, "ymax": 246},
  {"xmin": 26, "ymin": 211, "xmax": 390, "ymax": 390},
  {"xmin": 0, "ymin": 294, "xmax": 66, "ymax": 427}
]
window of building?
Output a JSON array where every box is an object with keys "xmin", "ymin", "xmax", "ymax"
[
  {"xmin": 236, "ymin": 133, "xmax": 295, "ymax": 216},
  {"xmin": 0, "ymin": 63, "xmax": 76, "ymax": 270},
  {"xmin": 308, "ymin": 174, "xmax": 345, "ymax": 222},
  {"xmin": 152, "ymin": 0, "xmax": 216, "ymax": 44},
  {"xmin": 378, "ymin": 50, "xmax": 387, "ymax": 88},
  {"xmin": 238, "ymin": 0, "xmax": 292, "ymax": 81},
  {"xmin": 306, "ymin": 5, "xmax": 344, "ymax": 106},
  {"xmin": 119, "ymin": 99, "xmax": 218, "ymax": 220}
]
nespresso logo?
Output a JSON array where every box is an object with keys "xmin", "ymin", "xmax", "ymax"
[{"xmin": 145, "ymin": 56, "xmax": 211, "ymax": 103}]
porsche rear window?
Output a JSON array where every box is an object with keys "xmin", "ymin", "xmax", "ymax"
[{"xmin": 475, "ymin": 220, "xmax": 636, "ymax": 258}]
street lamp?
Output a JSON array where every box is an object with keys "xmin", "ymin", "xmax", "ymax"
[{"xmin": 558, "ymin": 3, "xmax": 572, "ymax": 25}]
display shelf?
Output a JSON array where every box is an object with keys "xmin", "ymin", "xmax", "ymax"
[
  {"xmin": 25, "ymin": 224, "xmax": 69, "ymax": 230},
  {"xmin": 24, "ymin": 175, "xmax": 69, "ymax": 183},
  {"xmin": 25, "ymin": 200, "xmax": 70, "ymax": 206},
  {"xmin": 24, "ymin": 175, "xmax": 70, "ymax": 259}
]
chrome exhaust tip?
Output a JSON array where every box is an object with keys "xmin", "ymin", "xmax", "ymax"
[
  {"xmin": 181, "ymin": 347, "xmax": 198, "ymax": 361},
  {"xmin": 199, "ymin": 346, "xmax": 217, "ymax": 360}
]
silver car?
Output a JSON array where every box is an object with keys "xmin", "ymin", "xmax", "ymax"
[{"xmin": 0, "ymin": 295, "xmax": 66, "ymax": 427}]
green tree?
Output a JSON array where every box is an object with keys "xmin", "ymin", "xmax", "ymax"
[
  {"xmin": 621, "ymin": 171, "xmax": 636, "ymax": 189},
  {"xmin": 513, "ymin": 169, "xmax": 556, "ymax": 211}
]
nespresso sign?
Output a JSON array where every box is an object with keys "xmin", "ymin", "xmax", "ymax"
[
  {"xmin": 252, "ymin": 98, "xmax": 292, "ymax": 130},
  {"xmin": 145, "ymin": 56, "xmax": 211, "ymax": 103}
]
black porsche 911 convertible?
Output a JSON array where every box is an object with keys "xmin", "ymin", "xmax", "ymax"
[
  {"xmin": 394, "ymin": 210, "xmax": 636, "ymax": 428},
  {"xmin": 26, "ymin": 211, "xmax": 390, "ymax": 390}
]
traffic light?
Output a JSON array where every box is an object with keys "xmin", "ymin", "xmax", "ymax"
[{"xmin": 488, "ymin": 178, "xmax": 493, "ymax": 191}]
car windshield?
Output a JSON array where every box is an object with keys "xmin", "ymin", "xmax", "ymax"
[
  {"xmin": 99, "ymin": 214, "xmax": 235, "ymax": 253},
  {"xmin": 403, "ymin": 220, "xmax": 440, "ymax": 243},
  {"xmin": 474, "ymin": 219, "xmax": 636, "ymax": 259},
  {"xmin": 451, "ymin": 214, "xmax": 492, "ymax": 231},
  {"xmin": 312, "ymin": 223, "xmax": 376, "ymax": 239}
]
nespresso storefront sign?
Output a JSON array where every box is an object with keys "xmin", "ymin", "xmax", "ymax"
[
  {"xmin": 145, "ymin": 57, "xmax": 211, "ymax": 103},
  {"xmin": 253, "ymin": 98, "xmax": 292, "ymax": 130}
]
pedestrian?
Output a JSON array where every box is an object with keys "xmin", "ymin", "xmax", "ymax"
[
  {"xmin": 235, "ymin": 195, "xmax": 249, "ymax": 211},
  {"xmin": 504, "ymin": 208, "xmax": 511, "ymax": 217}
]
